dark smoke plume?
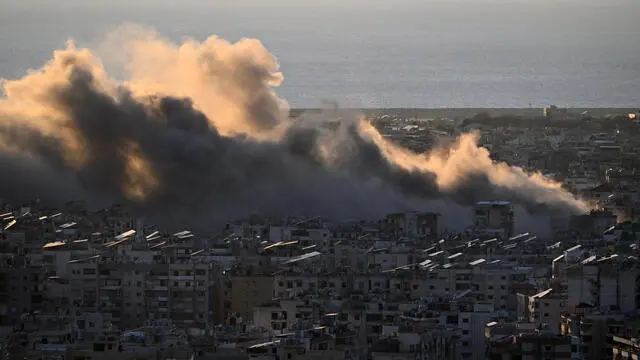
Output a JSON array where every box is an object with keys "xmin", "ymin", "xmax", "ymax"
[{"xmin": 0, "ymin": 26, "xmax": 587, "ymax": 231}]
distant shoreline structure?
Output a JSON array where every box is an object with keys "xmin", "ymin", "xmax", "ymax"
[{"xmin": 289, "ymin": 107, "xmax": 638, "ymax": 119}]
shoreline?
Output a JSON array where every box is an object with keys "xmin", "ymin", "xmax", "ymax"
[{"xmin": 289, "ymin": 107, "xmax": 637, "ymax": 119}]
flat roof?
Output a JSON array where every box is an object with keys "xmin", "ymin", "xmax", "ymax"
[
  {"xmin": 565, "ymin": 244, "xmax": 582, "ymax": 253},
  {"xmin": 532, "ymin": 288, "xmax": 553, "ymax": 299}
]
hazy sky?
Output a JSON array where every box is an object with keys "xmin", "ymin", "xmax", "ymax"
[
  {"xmin": 4, "ymin": 0, "xmax": 639, "ymax": 9},
  {"xmin": 1, "ymin": 0, "xmax": 639, "ymax": 107}
]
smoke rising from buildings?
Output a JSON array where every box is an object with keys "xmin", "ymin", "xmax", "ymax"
[{"xmin": 0, "ymin": 26, "xmax": 587, "ymax": 231}]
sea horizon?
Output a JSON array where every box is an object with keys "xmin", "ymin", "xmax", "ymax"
[{"xmin": 1, "ymin": 0, "xmax": 639, "ymax": 108}]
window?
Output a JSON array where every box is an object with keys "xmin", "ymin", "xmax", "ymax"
[{"xmin": 462, "ymin": 318, "xmax": 469, "ymax": 323}]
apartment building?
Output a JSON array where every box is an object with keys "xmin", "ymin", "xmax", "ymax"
[
  {"xmin": 371, "ymin": 333, "xmax": 423, "ymax": 360},
  {"xmin": 612, "ymin": 336, "xmax": 640, "ymax": 360},
  {"xmin": 226, "ymin": 273, "xmax": 275, "ymax": 323},
  {"xmin": 485, "ymin": 322, "xmax": 571, "ymax": 360},
  {"xmin": 381, "ymin": 212, "xmax": 440, "ymax": 242},
  {"xmin": 565, "ymin": 255, "xmax": 640, "ymax": 312},
  {"xmin": 473, "ymin": 201, "xmax": 515, "ymax": 239},
  {"xmin": 527, "ymin": 289, "xmax": 564, "ymax": 335}
]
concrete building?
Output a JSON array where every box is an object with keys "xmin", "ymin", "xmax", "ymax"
[
  {"xmin": 382, "ymin": 212, "xmax": 440, "ymax": 241},
  {"xmin": 612, "ymin": 336, "xmax": 640, "ymax": 360},
  {"xmin": 485, "ymin": 322, "xmax": 572, "ymax": 360},
  {"xmin": 565, "ymin": 255, "xmax": 640, "ymax": 312},
  {"xmin": 527, "ymin": 289, "xmax": 564, "ymax": 335},
  {"xmin": 227, "ymin": 274, "xmax": 275, "ymax": 323},
  {"xmin": 559, "ymin": 308, "xmax": 640, "ymax": 360},
  {"xmin": 473, "ymin": 202, "xmax": 515, "ymax": 238}
]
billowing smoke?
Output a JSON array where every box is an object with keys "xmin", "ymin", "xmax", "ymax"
[{"xmin": 0, "ymin": 25, "xmax": 587, "ymax": 231}]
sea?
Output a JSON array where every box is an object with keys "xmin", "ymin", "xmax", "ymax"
[{"xmin": 1, "ymin": 1, "xmax": 639, "ymax": 109}]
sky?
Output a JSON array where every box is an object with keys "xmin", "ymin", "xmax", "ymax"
[
  {"xmin": 1, "ymin": 0, "xmax": 639, "ymax": 108},
  {"xmin": 4, "ymin": 0, "xmax": 639, "ymax": 9}
]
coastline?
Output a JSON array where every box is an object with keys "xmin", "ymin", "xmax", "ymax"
[{"xmin": 289, "ymin": 107, "xmax": 637, "ymax": 119}]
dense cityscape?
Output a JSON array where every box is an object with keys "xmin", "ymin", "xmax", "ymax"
[{"xmin": 1, "ymin": 107, "xmax": 640, "ymax": 360}]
